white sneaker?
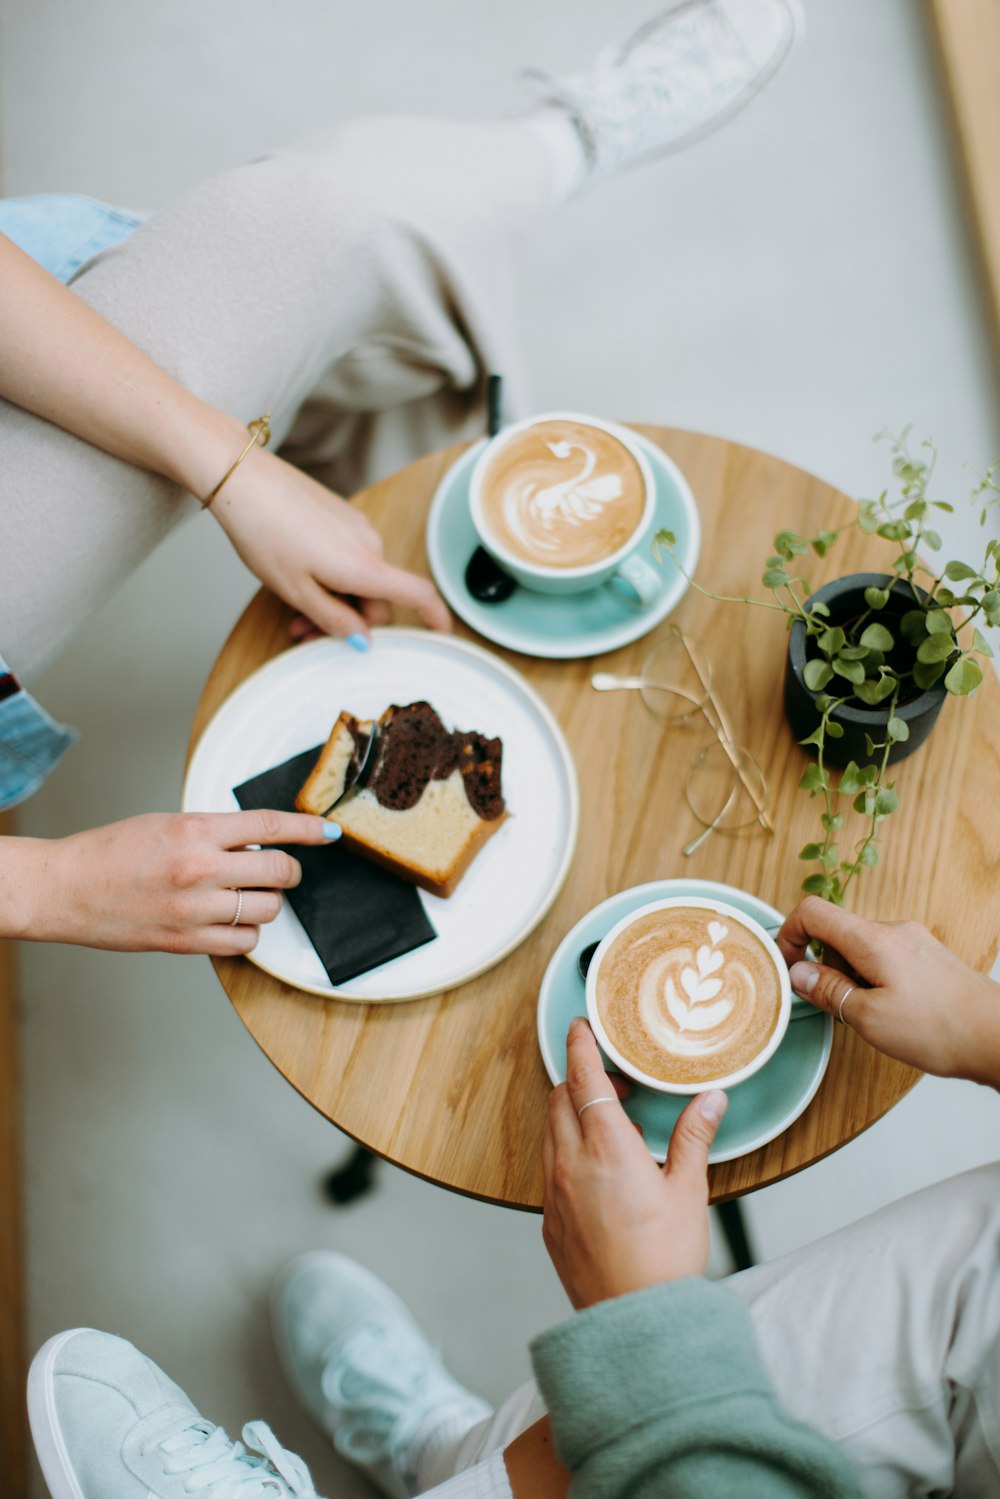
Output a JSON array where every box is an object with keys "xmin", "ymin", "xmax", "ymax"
[
  {"xmin": 271, "ymin": 1252, "xmax": 492, "ymax": 1499},
  {"xmin": 526, "ymin": 0, "xmax": 805, "ymax": 181},
  {"xmin": 28, "ymin": 1329, "xmax": 321, "ymax": 1499}
]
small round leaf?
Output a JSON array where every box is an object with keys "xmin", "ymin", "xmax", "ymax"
[
  {"xmin": 913, "ymin": 659, "xmax": 946, "ymax": 691},
  {"xmin": 916, "ymin": 633, "xmax": 956, "ymax": 664},
  {"xmin": 860, "ymin": 623, "xmax": 894, "ymax": 651},
  {"xmin": 943, "ymin": 657, "xmax": 984, "ymax": 696},
  {"xmin": 874, "ymin": 787, "xmax": 900, "ymax": 817},
  {"xmin": 833, "ymin": 656, "xmax": 866, "ymax": 685},
  {"xmin": 803, "ymin": 659, "xmax": 834, "ymax": 692}
]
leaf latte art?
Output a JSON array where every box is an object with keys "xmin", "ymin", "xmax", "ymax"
[
  {"xmin": 595, "ymin": 908, "xmax": 783, "ymax": 1085},
  {"xmin": 479, "ymin": 420, "xmax": 647, "ymax": 568}
]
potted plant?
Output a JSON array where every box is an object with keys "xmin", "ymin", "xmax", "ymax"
[{"xmin": 655, "ymin": 432, "xmax": 999, "ymax": 904}]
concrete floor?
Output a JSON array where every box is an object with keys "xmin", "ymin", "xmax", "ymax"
[{"xmin": 4, "ymin": 0, "xmax": 1000, "ymax": 1493}]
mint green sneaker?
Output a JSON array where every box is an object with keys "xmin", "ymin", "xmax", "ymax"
[
  {"xmin": 271, "ymin": 1252, "xmax": 492, "ymax": 1499},
  {"xmin": 28, "ymin": 1329, "xmax": 321, "ymax": 1499}
]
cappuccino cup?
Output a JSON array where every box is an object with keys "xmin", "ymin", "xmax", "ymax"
[
  {"xmin": 585, "ymin": 897, "xmax": 791, "ymax": 1095},
  {"xmin": 469, "ymin": 412, "xmax": 664, "ymax": 602}
]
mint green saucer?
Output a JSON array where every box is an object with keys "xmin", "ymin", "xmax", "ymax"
[
  {"xmin": 425, "ymin": 433, "xmax": 701, "ymax": 659},
  {"xmin": 537, "ymin": 879, "xmax": 833, "ymax": 1164}
]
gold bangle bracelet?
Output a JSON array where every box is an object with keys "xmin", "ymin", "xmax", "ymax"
[{"xmin": 201, "ymin": 413, "xmax": 272, "ymax": 509}]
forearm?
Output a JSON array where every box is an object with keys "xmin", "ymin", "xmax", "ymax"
[{"xmin": 0, "ymin": 232, "xmax": 246, "ymax": 499}]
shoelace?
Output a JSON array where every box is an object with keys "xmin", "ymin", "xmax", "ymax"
[
  {"xmin": 155, "ymin": 1418, "xmax": 318, "ymax": 1499},
  {"xmin": 320, "ymin": 1320, "xmax": 454, "ymax": 1468}
]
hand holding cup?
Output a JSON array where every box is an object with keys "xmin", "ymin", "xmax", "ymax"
[
  {"xmin": 541, "ymin": 1017, "xmax": 728, "ymax": 1311},
  {"xmin": 777, "ymin": 896, "xmax": 1000, "ymax": 1088}
]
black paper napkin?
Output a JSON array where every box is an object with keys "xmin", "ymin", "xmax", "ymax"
[{"xmin": 233, "ymin": 745, "xmax": 437, "ymax": 987}]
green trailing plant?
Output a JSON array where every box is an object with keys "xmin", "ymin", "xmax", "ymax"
[{"xmin": 654, "ymin": 431, "xmax": 1000, "ymax": 904}]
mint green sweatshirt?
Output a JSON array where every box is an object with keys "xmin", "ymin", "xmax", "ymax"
[{"xmin": 529, "ymin": 1279, "xmax": 864, "ymax": 1497}]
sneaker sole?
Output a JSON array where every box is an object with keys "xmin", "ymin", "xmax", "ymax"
[
  {"xmin": 27, "ymin": 1330, "xmax": 94, "ymax": 1499},
  {"xmin": 531, "ymin": 0, "xmax": 807, "ymax": 173},
  {"xmin": 626, "ymin": 0, "xmax": 807, "ymax": 160}
]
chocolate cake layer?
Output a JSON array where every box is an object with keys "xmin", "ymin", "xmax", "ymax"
[{"xmin": 368, "ymin": 702, "xmax": 504, "ymax": 820}]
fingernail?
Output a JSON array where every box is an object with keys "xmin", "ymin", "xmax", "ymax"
[
  {"xmin": 322, "ymin": 822, "xmax": 343, "ymax": 841},
  {"xmin": 346, "ymin": 633, "xmax": 370, "ymax": 653},
  {"xmin": 569, "ymin": 1015, "xmax": 586, "ymax": 1034},
  {"xmin": 699, "ymin": 1089, "xmax": 728, "ymax": 1124},
  {"xmin": 790, "ymin": 961, "xmax": 819, "ymax": 995}
]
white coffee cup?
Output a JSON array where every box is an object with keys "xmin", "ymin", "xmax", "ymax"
[
  {"xmin": 468, "ymin": 411, "xmax": 664, "ymax": 602},
  {"xmin": 584, "ymin": 896, "xmax": 792, "ymax": 1096}
]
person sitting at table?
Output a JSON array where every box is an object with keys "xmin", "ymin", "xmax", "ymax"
[
  {"xmin": 27, "ymin": 895, "xmax": 1000, "ymax": 1498},
  {"xmin": 0, "ymin": 0, "xmax": 801, "ymax": 956}
]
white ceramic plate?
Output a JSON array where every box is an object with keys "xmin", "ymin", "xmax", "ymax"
[{"xmin": 184, "ymin": 630, "xmax": 579, "ymax": 1002}]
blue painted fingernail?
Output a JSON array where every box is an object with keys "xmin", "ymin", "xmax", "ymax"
[
  {"xmin": 322, "ymin": 822, "xmax": 343, "ymax": 841},
  {"xmin": 346, "ymin": 633, "xmax": 370, "ymax": 653}
]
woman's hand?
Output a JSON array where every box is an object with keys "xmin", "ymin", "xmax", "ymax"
[
  {"xmin": 2, "ymin": 809, "xmax": 340, "ymax": 954},
  {"xmin": 541, "ymin": 1017, "xmax": 728, "ymax": 1311},
  {"xmin": 210, "ymin": 447, "xmax": 451, "ymax": 643},
  {"xmin": 778, "ymin": 895, "xmax": 1000, "ymax": 1088}
]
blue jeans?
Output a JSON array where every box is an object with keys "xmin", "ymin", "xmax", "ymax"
[
  {"xmin": 0, "ymin": 193, "xmax": 139, "ymax": 806},
  {"xmin": 0, "ymin": 192, "xmax": 142, "ymax": 284}
]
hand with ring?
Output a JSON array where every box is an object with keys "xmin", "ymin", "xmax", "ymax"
[
  {"xmin": 777, "ymin": 896, "xmax": 1000, "ymax": 1088},
  {"xmin": 541, "ymin": 1017, "xmax": 729, "ymax": 1311},
  {"xmin": 1, "ymin": 808, "xmax": 341, "ymax": 956}
]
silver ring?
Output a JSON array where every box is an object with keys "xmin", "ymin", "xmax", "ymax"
[
  {"xmin": 577, "ymin": 1095, "xmax": 618, "ymax": 1118},
  {"xmin": 837, "ymin": 985, "xmax": 856, "ymax": 1026},
  {"xmin": 229, "ymin": 888, "xmax": 244, "ymax": 927}
]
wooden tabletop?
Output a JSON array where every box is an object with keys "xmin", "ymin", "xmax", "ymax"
[{"xmin": 188, "ymin": 427, "xmax": 1000, "ymax": 1209}]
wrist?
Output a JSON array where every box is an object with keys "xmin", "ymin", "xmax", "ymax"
[
  {"xmin": 155, "ymin": 402, "xmax": 250, "ymax": 501},
  {"xmin": 0, "ymin": 836, "xmax": 56, "ymax": 940},
  {"xmin": 959, "ymin": 974, "xmax": 1000, "ymax": 1090}
]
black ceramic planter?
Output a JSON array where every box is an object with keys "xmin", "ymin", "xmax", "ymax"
[{"xmin": 784, "ymin": 572, "xmax": 948, "ymax": 769}]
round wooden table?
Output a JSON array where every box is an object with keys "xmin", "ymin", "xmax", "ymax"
[{"xmin": 187, "ymin": 426, "xmax": 1000, "ymax": 1209}]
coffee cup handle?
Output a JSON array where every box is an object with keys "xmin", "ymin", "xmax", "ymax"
[{"xmin": 611, "ymin": 553, "xmax": 662, "ymax": 607}]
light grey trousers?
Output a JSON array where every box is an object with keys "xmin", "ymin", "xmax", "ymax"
[
  {"xmin": 418, "ymin": 1162, "xmax": 1000, "ymax": 1498},
  {"xmin": 0, "ymin": 117, "xmax": 554, "ymax": 678}
]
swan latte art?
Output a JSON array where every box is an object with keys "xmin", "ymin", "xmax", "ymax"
[
  {"xmin": 478, "ymin": 419, "xmax": 647, "ymax": 569},
  {"xmin": 594, "ymin": 906, "xmax": 784, "ymax": 1086}
]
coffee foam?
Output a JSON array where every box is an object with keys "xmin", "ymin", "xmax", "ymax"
[
  {"xmin": 479, "ymin": 419, "xmax": 646, "ymax": 569},
  {"xmin": 594, "ymin": 907, "xmax": 783, "ymax": 1085}
]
